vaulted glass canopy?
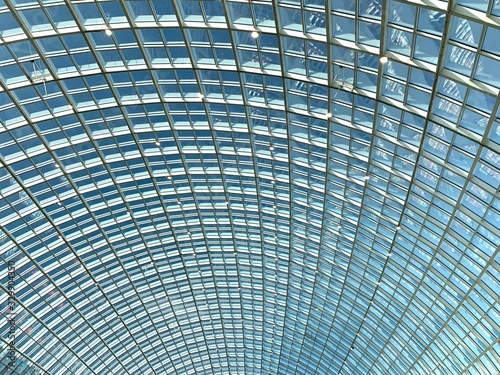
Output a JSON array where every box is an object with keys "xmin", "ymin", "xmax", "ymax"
[{"xmin": 0, "ymin": 0, "xmax": 499, "ymax": 374}]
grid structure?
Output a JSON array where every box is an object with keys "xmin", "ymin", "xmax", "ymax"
[{"xmin": 0, "ymin": 0, "xmax": 498, "ymax": 374}]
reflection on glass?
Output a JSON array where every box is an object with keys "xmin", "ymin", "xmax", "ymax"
[{"xmin": 0, "ymin": 1, "xmax": 498, "ymax": 375}]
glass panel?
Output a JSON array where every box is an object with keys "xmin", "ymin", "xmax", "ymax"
[{"xmin": 0, "ymin": 2, "xmax": 498, "ymax": 375}]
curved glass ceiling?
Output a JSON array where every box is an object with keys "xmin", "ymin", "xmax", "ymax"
[{"xmin": 0, "ymin": 0, "xmax": 499, "ymax": 374}]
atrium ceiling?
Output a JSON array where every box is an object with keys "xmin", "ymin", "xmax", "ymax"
[{"xmin": 0, "ymin": 0, "xmax": 499, "ymax": 374}]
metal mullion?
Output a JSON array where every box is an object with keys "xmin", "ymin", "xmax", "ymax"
[
  {"xmin": 263, "ymin": 3, "xmax": 318, "ymax": 374},
  {"xmin": 337, "ymin": 3, "xmax": 445, "ymax": 371},
  {"xmin": 453, "ymin": 3, "xmax": 500, "ymax": 28},
  {"xmin": 2, "ymin": 1, "xmax": 75, "ymax": 102},
  {"xmin": 61, "ymin": 207, "xmax": 157, "ymax": 374},
  {"xmin": 21, "ymin": 7, "xmax": 170, "ymax": 374},
  {"xmin": 371, "ymin": 158, "xmax": 496, "ymax": 375},
  {"xmin": 77, "ymin": 27, "xmax": 128, "ymax": 93},
  {"xmin": 314, "ymin": 146, "xmax": 385, "ymax": 371},
  {"xmin": 0, "ymin": 1, "xmax": 497, "ymax": 374},
  {"xmin": 460, "ymin": 338, "xmax": 500, "ymax": 375},
  {"xmin": 220, "ymin": 1, "xmax": 280, "ymax": 372},
  {"xmin": 441, "ymin": 66, "xmax": 499, "ymax": 100},
  {"xmin": 28, "ymin": 2, "xmax": 62, "ymax": 38},
  {"xmin": 154, "ymin": 14, "xmax": 238, "ymax": 375},
  {"xmin": 374, "ymin": 126, "xmax": 421, "ymax": 158},
  {"xmin": 410, "ymin": 181, "xmax": 458, "ymax": 216},
  {"xmin": 0, "ymin": 161, "xmax": 113, "ymax": 375},
  {"xmin": 479, "ymin": 97, "xmax": 500, "ymax": 149},
  {"xmin": 49, "ymin": 154, "xmax": 173, "ymax": 375},
  {"xmin": 111, "ymin": 185, "xmax": 188, "ymax": 375},
  {"xmin": 0, "ymin": 75, "xmax": 137, "ymax": 375},
  {"xmin": 116, "ymin": 12, "xmax": 227, "ymax": 366},
  {"xmin": 330, "ymin": 30, "xmax": 380, "ymax": 57},
  {"xmin": 419, "ymin": 149, "xmax": 469, "ymax": 183},
  {"xmin": 0, "ymin": 273, "xmax": 81, "ymax": 375},
  {"xmin": 260, "ymin": 58, "xmax": 288, "ymax": 375},
  {"xmin": 427, "ymin": 112, "xmax": 487, "ymax": 150},
  {"xmin": 369, "ymin": 154, "xmax": 414, "ymax": 183},
  {"xmin": 453, "ymin": 19, "xmax": 489, "ymax": 86},
  {"xmin": 117, "ymin": 8, "xmax": 165, "ymax": 105},
  {"xmin": 58, "ymin": 20, "xmax": 183, "ymax": 371},
  {"xmin": 19, "ymin": 28, "xmax": 100, "ymax": 120},
  {"xmin": 250, "ymin": 136, "xmax": 281, "ymax": 360},
  {"xmin": 166, "ymin": 4, "xmax": 246, "ymax": 374}
]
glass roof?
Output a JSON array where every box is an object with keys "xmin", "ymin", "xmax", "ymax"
[{"xmin": 0, "ymin": 0, "xmax": 499, "ymax": 374}]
